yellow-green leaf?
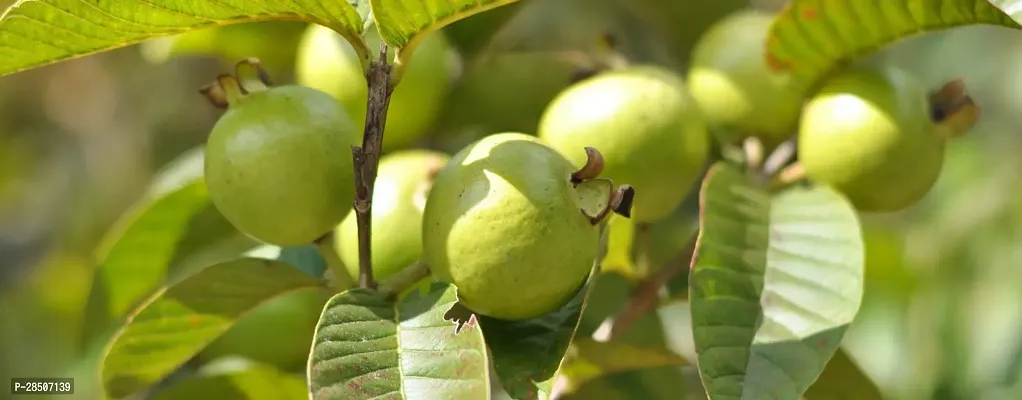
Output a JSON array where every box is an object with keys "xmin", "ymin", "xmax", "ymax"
[
  {"xmin": 369, "ymin": 0, "xmax": 519, "ymax": 60},
  {"xmin": 765, "ymin": 0, "xmax": 1021, "ymax": 92},
  {"xmin": 0, "ymin": 0, "xmax": 367, "ymax": 77},
  {"xmin": 101, "ymin": 258, "xmax": 326, "ymax": 398}
]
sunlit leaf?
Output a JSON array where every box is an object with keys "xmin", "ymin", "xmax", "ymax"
[
  {"xmin": 602, "ymin": 215, "xmax": 637, "ymax": 279},
  {"xmin": 101, "ymin": 258, "xmax": 326, "ymax": 398},
  {"xmin": 766, "ymin": 0, "xmax": 1021, "ymax": 92},
  {"xmin": 689, "ymin": 162, "xmax": 864, "ymax": 399},
  {"xmin": 308, "ymin": 282, "xmax": 490, "ymax": 400},
  {"xmin": 84, "ymin": 148, "xmax": 255, "ymax": 344},
  {"xmin": 557, "ymin": 338, "xmax": 688, "ymax": 394},
  {"xmin": 0, "ymin": 0, "xmax": 368, "ymax": 77},
  {"xmin": 154, "ymin": 362, "xmax": 307, "ymax": 400},
  {"xmin": 370, "ymin": 0, "xmax": 520, "ymax": 59}
]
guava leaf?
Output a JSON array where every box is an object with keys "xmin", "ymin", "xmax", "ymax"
[
  {"xmin": 153, "ymin": 363, "xmax": 308, "ymax": 400},
  {"xmin": 556, "ymin": 338, "xmax": 688, "ymax": 394},
  {"xmin": 689, "ymin": 162, "xmax": 865, "ymax": 399},
  {"xmin": 307, "ymin": 282, "xmax": 490, "ymax": 400},
  {"xmin": 765, "ymin": 0, "xmax": 1021, "ymax": 92},
  {"xmin": 442, "ymin": 1, "xmax": 527, "ymax": 57},
  {"xmin": 602, "ymin": 215, "xmax": 637, "ymax": 280},
  {"xmin": 369, "ymin": 0, "xmax": 520, "ymax": 59},
  {"xmin": 481, "ymin": 264, "xmax": 600, "ymax": 400},
  {"xmin": 804, "ymin": 348, "xmax": 882, "ymax": 400},
  {"xmin": 0, "ymin": 0, "xmax": 368, "ymax": 77},
  {"xmin": 83, "ymin": 148, "xmax": 256, "ymax": 345},
  {"xmin": 100, "ymin": 258, "xmax": 327, "ymax": 398}
]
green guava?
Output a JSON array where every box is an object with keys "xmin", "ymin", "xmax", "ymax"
[
  {"xmin": 336, "ymin": 150, "xmax": 450, "ymax": 281},
  {"xmin": 204, "ymin": 85, "xmax": 361, "ymax": 246},
  {"xmin": 294, "ymin": 25, "xmax": 456, "ymax": 150},
  {"xmin": 422, "ymin": 133, "xmax": 602, "ymax": 320},
  {"xmin": 200, "ymin": 289, "xmax": 329, "ymax": 370},
  {"xmin": 538, "ymin": 65, "xmax": 710, "ymax": 223},
  {"xmin": 687, "ymin": 9, "xmax": 806, "ymax": 147},
  {"xmin": 798, "ymin": 66, "xmax": 946, "ymax": 212}
]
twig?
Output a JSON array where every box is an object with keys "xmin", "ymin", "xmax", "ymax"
[
  {"xmin": 593, "ymin": 233, "xmax": 698, "ymax": 343},
  {"xmin": 377, "ymin": 261, "xmax": 431, "ymax": 299},
  {"xmin": 313, "ymin": 232, "xmax": 355, "ymax": 291},
  {"xmin": 351, "ymin": 43, "xmax": 396, "ymax": 290}
]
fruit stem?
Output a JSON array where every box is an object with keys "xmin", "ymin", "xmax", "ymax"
[
  {"xmin": 767, "ymin": 161, "xmax": 808, "ymax": 190},
  {"xmin": 377, "ymin": 261, "xmax": 431, "ymax": 300},
  {"xmin": 743, "ymin": 136, "xmax": 765, "ymax": 171},
  {"xmin": 351, "ymin": 42, "xmax": 397, "ymax": 290},
  {"xmin": 234, "ymin": 57, "xmax": 272, "ymax": 93},
  {"xmin": 313, "ymin": 232, "xmax": 355, "ymax": 291}
]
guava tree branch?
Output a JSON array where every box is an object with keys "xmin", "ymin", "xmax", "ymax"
[
  {"xmin": 593, "ymin": 233, "xmax": 698, "ymax": 343},
  {"xmin": 351, "ymin": 44, "xmax": 396, "ymax": 290}
]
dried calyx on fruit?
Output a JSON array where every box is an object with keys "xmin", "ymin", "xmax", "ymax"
[
  {"xmin": 797, "ymin": 66, "xmax": 980, "ymax": 212},
  {"xmin": 423, "ymin": 133, "xmax": 633, "ymax": 321},
  {"xmin": 201, "ymin": 58, "xmax": 360, "ymax": 247},
  {"xmin": 539, "ymin": 65, "xmax": 709, "ymax": 224}
]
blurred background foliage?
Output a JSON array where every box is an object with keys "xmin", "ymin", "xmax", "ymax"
[{"xmin": 1, "ymin": 0, "xmax": 1022, "ymax": 398}]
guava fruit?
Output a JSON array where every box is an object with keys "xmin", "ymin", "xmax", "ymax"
[
  {"xmin": 204, "ymin": 80, "xmax": 360, "ymax": 246},
  {"xmin": 295, "ymin": 25, "xmax": 456, "ymax": 150},
  {"xmin": 687, "ymin": 9, "xmax": 806, "ymax": 147},
  {"xmin": 798, "ymin": 66, "xmax": 946, "ymax": 212},
  {"xmin": 422, "ymin": 133, "xmax": 606, "ymax": 320},
  {"xmin": 200, "ymin": 289, "xmax": 329, "ymax": 370},
  {"xmin": 538, "ymin": 65, "xmax": 710, "ymax": 223},
  {"xmin": 337, "ymin": 150, "xmax": 450, "ymax": 281}
]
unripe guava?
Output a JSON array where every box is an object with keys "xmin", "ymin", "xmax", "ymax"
[
  {"xmin": 200, "ymin": 289, "xmax": 329, "ymax": 370},
  {"xmin": 688, "ymin": 10, "xmax": 806, "ymax": 147},
  {"xmin": 538, "ymin": 66, "xmax": 710, "ymax": 223},
  {"xmin": 423, "ymin": 133, "xmax": 602, "ymax": 320},
  {"xmin": 295, "ymin": 25, "xmax": 456, "ymax": 150},
  {"xmin": 204, "ymin": 85, "xmax": 360, "ymax": 246},
  {"xmin": 336, "ymin": 150, "xmax": 450, "ymax": 281},
  {"xmin": 798, "ymin": 66, "xmax": 945, "ymax": 212}
]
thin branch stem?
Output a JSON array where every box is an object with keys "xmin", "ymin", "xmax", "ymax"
[
  {"xmin": 351, "ymin": 44, "xmax": 396, "ymax": 290},
  {"xmin": 313, "ymin": 232, "xmax": 355, "ymax": 291},
  {"xmin": 378, "ymin": 261, "xmax": 431, "ymax": 299},
  {"xmin": 594, "ymin": 232, "xmax": 698, "ymax": 343}
]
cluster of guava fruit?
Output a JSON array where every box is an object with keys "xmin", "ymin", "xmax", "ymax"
[
  {"xmin": 193, "ymin": 7, "xmax": 981, "ymax": 365},
  {"xmin": 686, "ymin": 9, "xmax": 979, "ymax": 213}
]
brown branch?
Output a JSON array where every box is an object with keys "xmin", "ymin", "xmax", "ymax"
[
  {"xmin": 594, "ymin": 233, "xmax": 698, "ymax": 342},
  {"xmin": 351, "ymin": 44, "xmax": 396, "ymax": 290}
]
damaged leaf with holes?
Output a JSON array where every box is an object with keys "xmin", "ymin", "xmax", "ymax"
[{"xmin": 307, "ymin": 282, "xmax": 490, "ymax": 399}]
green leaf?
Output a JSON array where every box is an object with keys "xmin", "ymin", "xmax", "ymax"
[
  {"xmin": 154, "ymin": 363, "xmax": 307, "ymax": 400},
  {"xmin": 481, "ymin": 264, "xmax": 599, "ymax": 400},
  {"xmin": 804, "ymin": 348, "xmax": 882, "ymax": 400},
  {"xmin": 557, "ymin": 338, "xmax": 688, "ymax": 394},
  {"xmin": 308, "ymin": 282, "xmax": 490, "ymax": 400},
  {"xmin": 370, "ymin": 0, "xmax": 520, "ymax": 59},
  {"xmin": 765, "ymin": 0, "xmax": 1021, "ymax": 92},
  {"xmin": 602, "ymin": 215, "xmax": 637, "ymax": 280},
  {"xmin": 84, "ymin": 148, "xmax": 258, "ymax": 345},
  {"xmin": 689, "ymin": 162, "xmax": 865, "ymax": 399},
  {"xmin": 441, "ymin": 1, "xmax": 526, "ymax": 57},
  {"xmin": 101, "ymin": 258, "xmax": 326, "ymax": 398},
  {"xmin": 0, "ymin": 0, "xmax": 368, "ymax": 77}
]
